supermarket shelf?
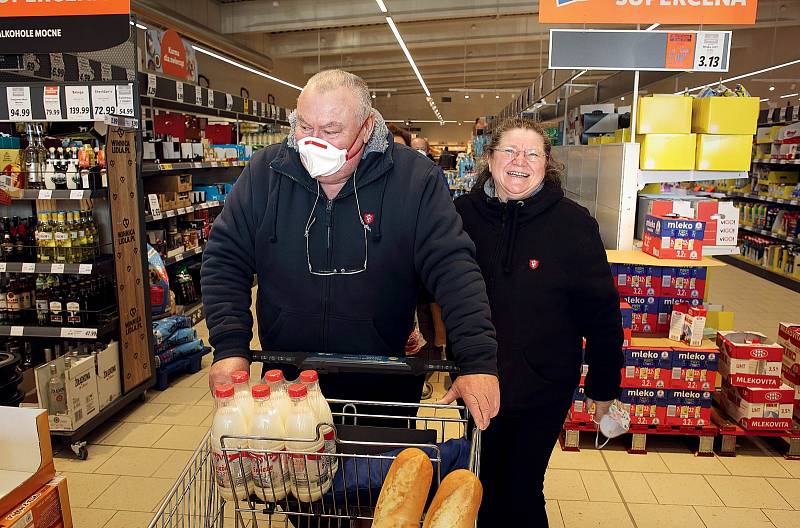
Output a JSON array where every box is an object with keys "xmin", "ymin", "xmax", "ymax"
[
  {"xmin": 606, "ymin": 249, "xmax": 726, "ymax": 268},
  {"xmin": 727, "ymin": 192, "xmax": 800, "ymax": 207},
  {"xmin": 738, "ymin": 226, "xmax": 798, "ymax": 244},
  {"xmin": 0, "ymin": 256, "xmax": 113, "ymax": 275},
  {"xmin": 715, "ymin": 254, "xmax": 800, "ymax": 293},
  {"xmin": 0, "ymin": 318, "xmax": 118, "ymax": 339},
  {"xmin": 10, "ymin": 189, "xmax": 107, "ymax": 201},
  {"xmin": 702, "ymin": 245, "xmax": 741, "ymax": 256},
  {"xmin": 182, "ymin": 300, "xmax": 204, "ymax": 326},
  {"xmin": 163, "ymin": 245, "xmax": 204, "ymax": 266},
  {"xmin": 753, "ymin": 159, "xmax": 800, "ymax": 165},
  {"xmin": 146, "ymin": 201, "xmax": 223, "ymax": 222},
  {"xmin": 141, "ymin": 161, "xmax": 247, "ymax": 173},
  {"xmin": 638, "ymin": 170, "xmax": 748, "ymax": 185}
]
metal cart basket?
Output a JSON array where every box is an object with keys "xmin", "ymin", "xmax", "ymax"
[{"xmin": 147, "ymin": 351, "xmax": 481, "ymax": 528}]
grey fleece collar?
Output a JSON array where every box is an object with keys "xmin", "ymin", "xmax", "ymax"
[
  {"xmin": 286, "ymin": 108, "xmax": 390, "ymax": 160},
  {"xmin": 484, "ymin": 177, "xmax": 545, "ymax": 201}
]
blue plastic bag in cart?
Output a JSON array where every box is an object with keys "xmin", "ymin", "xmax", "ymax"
[{"xmin": 325, "ymin": 436, "xmax": 470, "ymax": 505}]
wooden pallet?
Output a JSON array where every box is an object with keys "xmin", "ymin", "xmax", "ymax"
[
  {"xmin": 711, "ymin": 408, "xmax": 800, "ymax": 459},
  {"xmin": 561, "ymin": 419, "xmax": 717, "ymax": 456},
  {"xmin": 153, "ymin": 347, "xmax": 211, "ymax": 391}
]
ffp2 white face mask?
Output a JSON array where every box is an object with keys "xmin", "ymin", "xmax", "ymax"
[
  {"xmin": 593, "ymin": 401, "xmax": 630, "ymax": 449},
  {"xmin": 297, "ymin": 117, "xmax": 370, "ymax": 179}
]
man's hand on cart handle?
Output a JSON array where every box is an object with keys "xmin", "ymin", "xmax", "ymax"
[
  {"xmin": 438, "ymin": 374, "xmax": 500, "ymax": 430},
  {"xmin": 208, "ymin": 356, "xmax": 251, "ymax": 391}
]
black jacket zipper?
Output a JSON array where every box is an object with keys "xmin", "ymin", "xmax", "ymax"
[{"xmin": 322, "ymin": 198, "xmax": 334, "ymax": 352}]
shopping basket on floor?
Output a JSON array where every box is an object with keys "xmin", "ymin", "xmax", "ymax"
[{"xmin": 147, "ymin": 350, "xmax": 481, "ymax": 528}]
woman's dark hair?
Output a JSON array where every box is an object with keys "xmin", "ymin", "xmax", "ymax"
[
  {"xmin": 472, "ymin": 117, "xmax": 564, "ymax": 193},
  {"xmin": 387, "ymin": 124, "xmax": 412, "ymax": 146}
]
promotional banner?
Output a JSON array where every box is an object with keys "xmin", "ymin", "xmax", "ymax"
[
  {"xmin": 0, "ymin": 0, "xmax": 130, "ymax": 53},
  {"xmin": 144, "ymin": 28, "xmax": 198, "ymax": 83},
  {"xmin": 539, "ymin": 0, "xmax": 758, "ymax": 25}
]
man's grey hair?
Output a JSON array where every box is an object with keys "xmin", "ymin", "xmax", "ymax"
[
  {"xmin": 301, "ymin": 69, "xmax": 372, "ymax": 121},
  {"xmin": 410, "ymin": 136, "xmax": 429, "ymax": 151}
]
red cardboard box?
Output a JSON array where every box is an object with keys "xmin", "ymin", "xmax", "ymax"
[
  {"xmin": 615, "ymin": 265, "xmax": 662, "ymax": 296},
  {"xmin": 659, "ymin": 266, "xmax": 707, "ymax": 299},
  {"xmin": 717, "ymin": 331, "xmax": 783, "ymax": 388},
  {"xmin": 720, "ymin": 383, "xmax": 795, "ymax": 430},
  {"xmin": 777, "ymin": 322, "xmax": 800, "ymax": 364},
  {"xmin": 642, "ymin": 231, "xmax": 704, "ymax": 260},
  {"xmin": 664, "ymin": 389, "xmax": 713, "ymax": 426},
  {"xmin": 0, "ymin": 476, "xmax": 72, "ymax": 528}
]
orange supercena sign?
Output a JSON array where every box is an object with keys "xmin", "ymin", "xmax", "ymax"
[
  {"xmin": 539, "ymin": 0, "xmax": 758, "ymax": 25},
  {"xmin": 0, "ymin": 0, "xmax": 129, "ymax": 17}
]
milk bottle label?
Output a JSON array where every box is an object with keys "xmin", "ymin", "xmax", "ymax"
[
  {"xmin": 290, "ymin": 446, "xmax": 330, "ymax": 488},
  {"xmin": 252, "ymin": 451, "xmax": 289, "ymax": 490},
  {"xmin": 213, "ymin": 450, "xmax": 252, "ymax": 491}
]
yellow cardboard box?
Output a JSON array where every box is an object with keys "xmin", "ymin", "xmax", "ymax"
[
  {"xmin": 637, "ymin": 95, "xmax": 692, "ymax": 134},
  {"xmin": 640, "ymin": 134, "xmax": 696, "ymax": 170},
  {"xmin": 692, "ymin": 97, "xmax": 760, "ymax": 134},
  {"xmin": 766, "ymin": 170, "xmax": 799, "ymax": 184},
  {"xmin": 695, "ymin": 134, "xmax": 753, "ymax": 171}
]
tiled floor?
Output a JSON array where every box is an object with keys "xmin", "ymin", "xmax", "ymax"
[{"xmin": 55, "ymin": 266, "xmax": 800, "ymax": 527}]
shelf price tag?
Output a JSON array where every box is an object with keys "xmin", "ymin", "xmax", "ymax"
[
  {"xmin": 61, "ymin": 327, "xmax": 98, "ymax": 339},
  {"xmin": 43, "ymin": 86, "xmax": 63, "ymax": 120},
  {"xmin": 10, "ymin": 326, "xmax": 24, "ymax": 336},
  {"xmin": 207, "ymin": 89, "xmax": 215, "ymax": 109},
  {"xmin": 243, "ymin": 98, "xmax": 249, "ymax": 114},
  {"xmin": 176, "ymin": 81, "xmax": 184, "ymax": 103},
  {"xmin": 148, "ymin": 194, "xmax": 161, "ymax": 217},
  {"xmin": 22, "ymin": 54, "xmax": 39, "ymax": 76},
  {"xmin": 91, "ymin": 85, "xmax": 117, "ymax": 118},
  {"xmin": 195, "ymin": 86, "xmax": 203, "ymax": 107},
  {"xmin": 38, "ymin": 190, "xmax": 53, "ymax": 200},
  {"xmin": 165, "ymin": 210, "xmax": 175, "ymax": 217},
  {"xmin": 0, "ymin": 263, "xmax": 5, "ymax": 272},
  {"xmin": 693, "ymin": 32, "xmax": 726, "ymax": 71},
  {"xmin": 225, "ymin": 93, "xmax": 233, "ymax": 111},
  {"xmin": 69, "ymin": 190, "xmax": 84, "ymax": 199},
  {"xmin": 78, "ymin": 264, "xmax": 92, "ymax": 274},
  {"xmin": 147, "ymin": 73, "xmax": 157, "ymax": 97},
  {"xmin": 65, "ymin": 86, "xmax": 91, "ymax": 121},
  {"xmin": 6, "ymin": 86, "xmax": 32, "ymax": 121},
  {"xmin": 177, "ymin": 207, "xmax": 186, "ymax": 215},
  {"xmin": 101, "ymin": 63, "xmax": 113, "ymax": 81},
  {"xmin": 51, "ymin": 263, "xmax": 65, "ymax": 274},
  {"xmin": 21, "ymin": 263, "xmax": 35, "ymax": 273},
  {"xmin": 116, "ymin": 84, "xmax": 135, "ymax": 117},
  {"xmin": 77, "ymin": 57, "xmax": 94, "ymax": 81},
  {"xmin": 49, "ymin": 53, "xmax": 65, "ymax": 81}
]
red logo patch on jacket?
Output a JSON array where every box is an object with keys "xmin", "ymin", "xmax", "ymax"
[
  {"xmin": 529, "ymin": 259, "xmax": 540, "ymax": 270},
  {"xmin": 363, "ymin": 213, "xmax": 375, "ymax": 225}
]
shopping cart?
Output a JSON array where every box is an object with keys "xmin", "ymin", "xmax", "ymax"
[{"xmin": 147, "ymin": 350, "xmax": 481, "ymax": 528}]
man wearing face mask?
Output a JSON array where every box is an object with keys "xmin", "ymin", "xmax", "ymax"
[{"xmin": 201, "ymin": 69, "xmax": 500, "ymax": 429}]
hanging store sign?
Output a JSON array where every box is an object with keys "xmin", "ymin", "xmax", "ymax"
[
  {"xmin": 0, "ymin": 0, "xmax": 130, "ymax": 53},
  {"xmin": 549, "ymin": 30, "xmax": 731, "ymax": 72},
  {"xmin": 539, "ymin": 0, "xmax": 757, "ymax": 25},
  {"xmin": 144, "ymin": 28, "xmax": 198, "ymax": 83}
]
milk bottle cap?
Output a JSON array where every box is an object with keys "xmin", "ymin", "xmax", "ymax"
[
  {"xmin": 265, "ymin": 370, "xmax": 285, "ymax": 382},
  {"xmin": 288, "ymin": 383, "xmax": 308, "ymax": 398},
  {"xmin": 214, "ymin": 384, "xmax": 234, "ymax": 398},
  {"xmin": 252, "ymin": 384, "xmax": 270, "ymax": 398},
  {"xmin": 299, "ymin": 370, "xmax": 319, "ymax": 383},
  {"xmin": 231, "ymin": 371, "xmax": 250, "ymax": 383}
]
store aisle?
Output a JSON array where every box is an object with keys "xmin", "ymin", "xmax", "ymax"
[{"xmin": 55, "ymin": 273, "xmax": 800, "ymax": 528}]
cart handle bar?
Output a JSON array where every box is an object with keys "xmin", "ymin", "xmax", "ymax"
[{"xmin": 250, "ymin": 350, "xmax": 460, "ymax": 375}]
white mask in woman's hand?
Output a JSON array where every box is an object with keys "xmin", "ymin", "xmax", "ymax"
[{"xmin": 593, "ymin": 402, "xmax": 630, "ymax": 449}]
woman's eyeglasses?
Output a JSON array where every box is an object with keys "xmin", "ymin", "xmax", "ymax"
[{"xmin": 491, "ymin": 146, "xmax": 542, "ymax": 163}]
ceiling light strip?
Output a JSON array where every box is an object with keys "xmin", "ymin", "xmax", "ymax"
[
  {"xmin": 192, "ymin": 45, "xmax": 302, "ymax": 91},
  {"xmin": 375, "ymin": 0, "xmax": 388, "ymax": 13},
  {"xmin": 779, "ymin": 92, "xmax": 799, "ymax": 99},
  {"xmin": 385, "ymin": 17, "xmax": 431, "ymax": 98}
]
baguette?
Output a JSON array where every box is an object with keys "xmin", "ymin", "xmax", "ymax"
[
  {"xmin": 372, "ymin": 448, "xmax": 433, "ymax": 528},
  {"xmin": 422, "ymin": 469, "xmax": 482, "ymax": 528}
]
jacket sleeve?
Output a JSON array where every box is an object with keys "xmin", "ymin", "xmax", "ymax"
[
  {"xmin": 414, "ymin": 168, "xmax": 498, "ymax": 376},
  {"xmin": 200, "ymin": 164, "xmax": 257, "ymax": 364},
  {"xmin": 570, "ymin": 215, "xmax": 624, "ymax": 402}
]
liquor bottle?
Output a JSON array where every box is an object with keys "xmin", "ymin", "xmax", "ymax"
[
  {"xmin": 96, "ymin": 146, "xmax": 108, "ymax": 188},
  {"xmin": 53, "ymin": 211, "xmax": 68, "ymax": 264},
  {"xmin": 85, "ymin": 211, "xmax": 98, "ymax": 258},
  {"xmin": 78, "ymin": 145, "xmax": 91, "ymax": 190},
  {"xmin": 53, "ymin": 147, "xmax": 68, "ymax": 190},
  {"xmin": 35, "ymin": 274, "xmax": 49, "ymax": 326},
  {"xmin": 36, "ymin": 212, "xmax": 48, "ymax": 263},
  {"xmin": 23, "ymin": 124, "xmax": 39, "ymax": 189},
  {"xmin": 1, "ymin": 224, "xmax": 13, "ymax": 262},
  {"xmin": 35, "ymin": 124, "xmax": 48, "ymax": 182},
  {"xmin": 26, "ymin": 216, "xmax": 37, "ymax": 261},
  {"xmin": 19, "ymin": 275, "xmax": 32, "ymax": 324},
  {"xmin": 77, "ymin": 211, "xmax": 88, "ymax": 263},
  {"xmin": 6, "ymin": 276, "xmax": 21, "ymax": 324},
  {"xmin": 12, "ymin": 217, "xmax": 26, "ymax": 262},
  {"xmin": 49, "ymin": 281, "xmax": 64, "ymax": 326},
  {"xmin": 44, "ymin": 147, "xmax": 57, "ymax": 190},
  {"xmin": 66, "ymin": 147, "xmax": 79, "ymax": 190},
  {"xmin": 47, "ymin": 363, "xmax": 67, "ymax": 415},
  {"xmin": 0, "ymin": 276, "xmax": 8, "ymax": 325},
  {"xmin": 67, "ymin": 211, "xmax": 79, "ymax": 263},
  {"xmin": 66, "ymin": 285, "xmax": 82, "ymax": 327}
]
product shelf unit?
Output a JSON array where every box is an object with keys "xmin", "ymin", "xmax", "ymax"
[
  {"xmin": 715, "ymin": 254, "xmax": 800, "ymax": 293},
  {"xmin": 0, "ymin": 23, "xmax": 155, "ymax": 459},
  {"xmin": 638, "ymin": 170, "xmax": 749, "ymax": 186},
  {"xmin": 738, "ymin": 226, "xmax": 798, "ymax": 244},
  {"xmin": 145, "ymin": 200, "xmax": 222, "ymax": 223},
  {"xmin": 727, "ymin": 192, "xmax": 800, "ymax": 207}
]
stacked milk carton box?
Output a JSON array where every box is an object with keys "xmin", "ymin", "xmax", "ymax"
[
  {"xmin": 642, "ymin": 215, "xmax": 706, "ymax": 261},
  {"xmin": 777, "ymin": 322, "xmax": 800, "ymax": 420},
  {"xmin": 717, "ymin": 331, "xmax": 795, "ymax": 430}
]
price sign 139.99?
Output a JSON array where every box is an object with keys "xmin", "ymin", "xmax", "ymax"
[{"xmin": 65, "ymin": 86, "xmax": 92, "ymax": 121}]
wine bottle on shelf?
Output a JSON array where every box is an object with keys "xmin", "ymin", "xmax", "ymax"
[
  {"xmin": 44, "ymin": 147, "xmax": 57, "ymax": 190},
  {"xmin": 6, "ymin": 276, "xmax": 21, "ymax": 324},
  {"xmin": 66, "ymin": 147, "xmax": 79, "ymax": 190},
  {"xmin": 53, "ymin": 148, "xmax": 68, "ymax": 190},
  {"xmin": 54, "ymin": 212, "xmax": 68, "ymax": 264},
  {"xmin": 0, "ymin": 277, "xmax": 8, "ymax": 325},
  {"xmin": 13, "ymin": 217, "xmax": 26, "ymax": 263},
  {"xmin": 66, "ymin": 285, "xmax": 82, "ymax": 327},
  {"xmin": 1, "ymin": 218, "xmax": 14, "ymax": 262},
  {"xmin": 48, "ymin": 280, "xmax": 64, "ymax": 326},
  {"xmin": 23, "ymin": 124, "xmax": 41, "ymax": 190},
  {"xmin": 35, "ymin": 274, "xmax": 49, "ymax": 326}
]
